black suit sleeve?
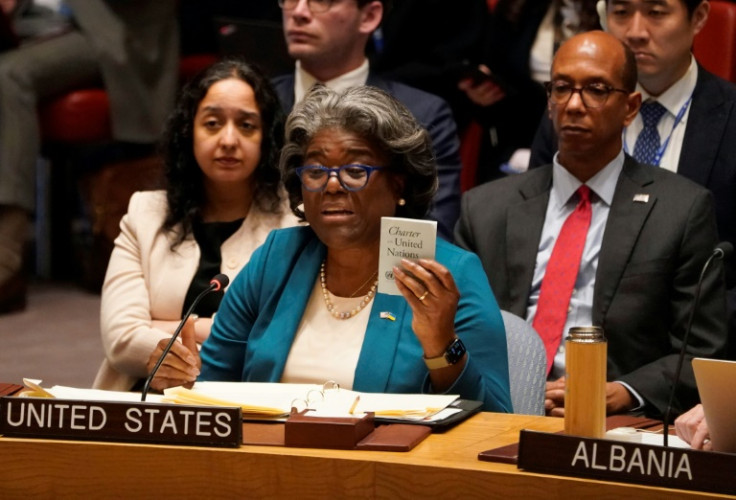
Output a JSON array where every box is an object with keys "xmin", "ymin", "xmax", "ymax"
[
  {"xmin": 618, "ymin": 189, "xmax": 728, "ymax": 416},
  {"xmin": 454, "ymin": 190, "xmax": 478, "ymax": 254}
]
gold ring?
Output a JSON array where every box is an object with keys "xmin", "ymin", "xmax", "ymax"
[{"xmin": 418, "ymin": 291, "xmax": 429, "ymax": 301}]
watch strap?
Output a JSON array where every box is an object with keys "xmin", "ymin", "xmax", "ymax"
[{"xmin": 423, "ymin": 337, "xmax": 466, "ymax": 370}]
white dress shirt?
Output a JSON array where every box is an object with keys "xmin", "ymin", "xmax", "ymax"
[
  {"xmin": 294, "ymin": 59, "xmax": 370, "ymax": 104},
  {"xmin": 624, "ymin": 56, "xmax": 698, "ymax": 172},
  {"xmin": 525, "ymin": 150, "xmax": 645, "ymax": 407}
]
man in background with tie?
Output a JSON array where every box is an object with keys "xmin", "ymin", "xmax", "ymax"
[
  {"xmin": 271, "ymin": 0, "xmax": 462, "ymax": 241},
  {"xmin": 455, "ymin": 30, "xmax": 727, "ymax": 419},
  {"xmin": 528, "ymin": 0, "xmax": 736, "ymax": 358}
]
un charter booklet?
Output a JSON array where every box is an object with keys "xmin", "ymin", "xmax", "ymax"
[{"xmin": 378, "ymin": 217, "xmax": 437, "ymax": 295}]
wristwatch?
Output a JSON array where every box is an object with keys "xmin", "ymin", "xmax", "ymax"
[{"xmin": 423, "ymin": 337, "xmax": 466, "ymax": 370}]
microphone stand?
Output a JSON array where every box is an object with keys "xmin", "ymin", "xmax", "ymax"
[
  {"xmin": 662, "ymin": 245, "xmax": 730, "ymax": 446},
  {"xmin": 141, "ymin": 275, "xmax": 228, "ymax": 401}
]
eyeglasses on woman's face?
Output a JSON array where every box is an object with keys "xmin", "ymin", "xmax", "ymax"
[{"xmin": 295, "ymin": 164, "xmax": 384, "ymax": 192}]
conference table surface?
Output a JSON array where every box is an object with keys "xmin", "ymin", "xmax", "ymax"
[{"xmin": 0, "ymin": 411, "xmax": 732, "ymax": 499}]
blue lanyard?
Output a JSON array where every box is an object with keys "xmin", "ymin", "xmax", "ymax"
[{"xmin": 623, "ymin": 95, "xmax": 693, "ymax": 167}]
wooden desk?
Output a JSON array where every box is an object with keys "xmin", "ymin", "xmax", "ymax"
[{"xmin": 0, "ymin": 412, "xmax": 732, "ymax": 499}]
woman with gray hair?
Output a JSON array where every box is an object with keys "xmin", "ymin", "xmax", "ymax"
[{"xmin": 163, "ymin": 85, "xmax": 511, "ymax": 412}]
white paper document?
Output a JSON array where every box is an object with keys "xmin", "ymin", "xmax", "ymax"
[
  {"xmin": 605, "ymin": 427, "xmax": 690, "ymax": 448},
  {"xmin": 17, "ymin": 379, "xmax": 458, "ymax": 423},
  {"xmin": 167, "ymin": 382, "xmax": 459, "ymax": 421},
  {"xmin": 378, "ymin": 216, "xmax": 437, "ymax": 295}
]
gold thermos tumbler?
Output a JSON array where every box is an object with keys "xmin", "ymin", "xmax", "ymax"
[{"xmin": 564, "ymin": 326, "xmax": 607, "ymax": 438}]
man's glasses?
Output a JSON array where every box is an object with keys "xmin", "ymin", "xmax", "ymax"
[
  {"xmin": 544, "ymin": 81, "xmax": 629, "ymax": 109},
  {"xmin": 295, "ymin": 164, "xmax": 384, "ymax": 192},
  {"xmin": 278, "ymin": 0, "xmax": 335, "ymax": 14}
]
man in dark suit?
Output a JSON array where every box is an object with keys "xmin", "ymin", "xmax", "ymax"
[
  {"xmin": 456, "ymin": 30, "xmax": 727, "ymax": 419},
  {"xmin": 529, "ymin": 0, "xmax": 736, "ymax": 357},
  {"xmin": 272, "ymin": 0, "xmax": 461, "ymax": 241}
]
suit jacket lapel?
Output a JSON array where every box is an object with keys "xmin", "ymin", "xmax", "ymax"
[
  {"xmin": 506, "ymin": 170, "xmax": 551, "ymax": 317},
  {"xmin": 273, "ymin": 74, "xmax": 297, "ymax": 113},
  {"xmin": 594, "ymin": 157, "xmax": 656, "ymax": 324},
  {"xmin": 678, "ymin": 68, "xmax": 732, "ymax": 186},
  {"xmin": 254, "ymin": 237, "xmax": 325, "ymax": 382},
  {"xmin": 353, "ymin": 293, "xmax": 407, "ymax": 392}
]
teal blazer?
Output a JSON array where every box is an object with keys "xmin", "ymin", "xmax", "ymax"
[{"xmin": 200, "ymin": 226, "xmax": 511, "ymax": 412}]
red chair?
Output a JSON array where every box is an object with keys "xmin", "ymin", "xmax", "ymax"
[
  {"xmin": 458, "ymin": 0, "xmax": 497, "ymax": 193},
  {"xmin": 36, "ymin": 53, "xmax": 219, "ymax": 280},
  {"xmin": 39, "ymin": 53, "xmax": 218, "ymax": 145},
  {"xmin": 693, "ymin": 0, "xmax": 736, "ymax": 83}
]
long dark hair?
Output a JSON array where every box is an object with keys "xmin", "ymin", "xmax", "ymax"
[{"xmin": 161, "ymin": 58, "xmax": 285, "ymax": 248}]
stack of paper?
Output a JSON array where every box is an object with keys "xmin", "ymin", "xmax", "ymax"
[
  {"xmin": 163, "ymin": 382, "xmax": 459, "ymax": 421},
  {"xmin": 17, "ymin": 379, "xmax": 460, "ymax": 423}
]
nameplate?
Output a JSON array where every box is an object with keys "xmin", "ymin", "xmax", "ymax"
[
  {"xmin": 517, "ymin": 429, "xmax": 736, "ymax": 495},
  {"xmin": 0, "ymin": 397, "xmax": 242, "ymax": 448}
]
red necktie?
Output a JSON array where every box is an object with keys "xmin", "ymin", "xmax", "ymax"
[{"xmin": 533, "ymin": 185, "xmax": 592, "ymax": 373}]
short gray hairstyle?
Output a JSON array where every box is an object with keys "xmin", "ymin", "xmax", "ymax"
[{"xmin": 281, "ymin": 85, "xmax": 438, "ymax": 220}]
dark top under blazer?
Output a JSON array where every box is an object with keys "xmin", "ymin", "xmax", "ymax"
[
  {"xmin": 272, "ymin": 72, "xmax": 462, "ymax": 242},
  {"xmin": 455, "ymin": 155, "xmax": 728, "ymax": 418}
]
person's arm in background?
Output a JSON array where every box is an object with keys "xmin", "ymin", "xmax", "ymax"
[{"xmin": 458, "ymin": 64, "xmax": 507, "ymax": 108}]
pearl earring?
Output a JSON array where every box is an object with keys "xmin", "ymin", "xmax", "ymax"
[{"xmin": 397, "ymin": 198, "xmax": 406, "ymax": 206}]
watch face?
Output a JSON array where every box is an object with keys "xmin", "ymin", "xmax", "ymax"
[{"xmin": 445, "ymin": 338, "xmax": 466, "ymax": 364}]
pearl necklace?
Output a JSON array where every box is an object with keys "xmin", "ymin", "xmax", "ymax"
[{"xmin": 320, "ymin": 260, "xmax": 378, "ymax": 320}]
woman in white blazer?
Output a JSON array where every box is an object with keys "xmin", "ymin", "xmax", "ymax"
[{"xmin": 94, "ymin": 59, "xmax": 298, "ymax": 391}]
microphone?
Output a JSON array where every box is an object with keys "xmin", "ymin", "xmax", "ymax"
[
  {"xmin": 662, "ymin": 242, "xmax": 732, "ymax": 446},
  {"xmin": 141, "ymin": 273, "xmax": 230, "ymax": 401}
]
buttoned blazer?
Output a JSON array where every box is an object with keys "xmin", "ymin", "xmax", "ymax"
[
  {"xmin": 271, "ymin": 72, "xmax": 462, "ymax": 242},
  {"xmin": 199, "ymin": 226, "xmax": 513, "ymax": 413},
  {"xmin": 93, "ymin": 191, "xmax": 299, "ymax": 391},
  {"xmin": 455, "ymin": 156, "xmax": 728, "ymax": 417}
]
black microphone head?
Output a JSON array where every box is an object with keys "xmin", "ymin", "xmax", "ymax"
[
  {"xmin": 715, "ymin": 242, "xmax": 734, "ymax": 260},
  {"xmin": 210, "ymin": 273, "xmax": 230, "ymax": 292}
]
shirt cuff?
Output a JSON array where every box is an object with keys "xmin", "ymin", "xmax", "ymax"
[{"xmin": 615, "ymin": 380, "xmax": 645, "ymax": 411}]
